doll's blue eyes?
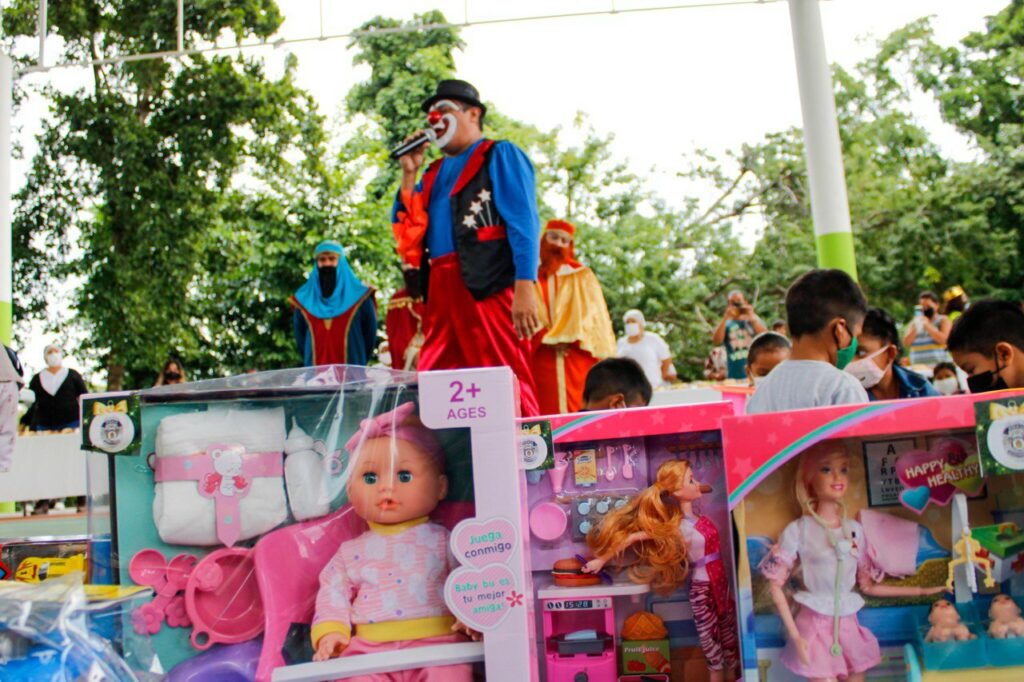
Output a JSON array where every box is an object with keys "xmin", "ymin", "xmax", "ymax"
[{"xmin": 361, "ymin": 471, "xmax": 412, "ymax": 483}]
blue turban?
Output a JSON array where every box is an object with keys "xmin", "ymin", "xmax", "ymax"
[{"xmin": 293, "ymin": 240, "xmax": 368, "ymax": 319}]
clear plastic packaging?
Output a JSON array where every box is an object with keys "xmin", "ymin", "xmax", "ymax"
[
  {"xmin": 89, "ymin": 365, "xmax": 495, "ymax": 681},
  {"xmin": 0, "ymin": 573, "xmax": 157, "ymax": 680}
]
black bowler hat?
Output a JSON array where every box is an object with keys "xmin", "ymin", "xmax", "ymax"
[{"xmin": 422, "ymin": 79, "xmax": 487, "ymax": 116}]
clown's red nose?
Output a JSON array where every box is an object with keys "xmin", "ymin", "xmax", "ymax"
[{"xmin": 427, "ymin": 110, "xmax": 443, "ymax": 125}]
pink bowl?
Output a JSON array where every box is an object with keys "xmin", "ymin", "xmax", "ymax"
[
  {"xmin": 185, "ymin": 547, "xmax": 264, "ymax": 650},
  {"xmin": 529, "ymin": 502, "xmax": 567, "ymax": 541}
]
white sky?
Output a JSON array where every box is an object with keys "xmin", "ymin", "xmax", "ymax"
[{"xmin": 9, "ymin": 0, "xmax": 1008, "ymax": 380}]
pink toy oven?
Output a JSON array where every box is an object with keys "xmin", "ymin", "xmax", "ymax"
[
  {"xmin": 522, "ymin": 400, "xmax": 738, "ymax": 681},
  {"xmin": 539, "ymin": 580, "xmax": 650, "ymax": 682}
]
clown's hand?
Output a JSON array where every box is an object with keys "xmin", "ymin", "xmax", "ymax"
[
  {"xmin": 452, "ymin": 619, "xmax": 482, "ymax": 641},
  {"xmin": 399, "ymin": 130, "xmax": 429, "ymax": 176},
  {"xmin": 313, "ymin": 632, "xmax": 349, "ymax": 662},
  {"xmin": 512, "ymin": 280, "xmax": 541, "ymax": 340}
]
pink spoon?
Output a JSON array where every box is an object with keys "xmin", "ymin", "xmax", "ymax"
[
  {"xmin": 129, "ymin": 551, "xmax": 196, "ymax": 634},
  {"xmin": 129, "ymin": 549, "xmax": 170, "ymax": 591},
  {"xmin": 147, "ymin": 554, "xmax": 197, "ymax": 626},
  {"xmin": 604, "ymin": 445, "xmax": 616, "ymax": 481},
  {"xmin": 622, "ymin": 446, "xmax": 634, "ymax": 480}
]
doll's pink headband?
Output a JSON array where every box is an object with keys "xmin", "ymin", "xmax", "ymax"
[{"xmin": 344, "ymin": 402, "xmax": 445, "ymax": 468}]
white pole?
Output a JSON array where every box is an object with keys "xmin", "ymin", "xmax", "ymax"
[
  {"xmin": 38, "ymin": 0, "xmax": 47, "ymax": 69},
  {"xmin": 0, "ymin": 54, "xmax": 12, "ymax": 345},
  {"xmin": 177, "ymin": 0, "xmax": 184, "ymax": 53},
  {"xmin": 787, "ymin": 0, "xmax": 857, "ymax": 279}
]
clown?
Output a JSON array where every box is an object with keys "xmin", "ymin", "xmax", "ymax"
[
  {"xmin": 391, "ymin": 79, "xmax": 541, "ymax": 416},
  {"xmin": 290, "ymin": 240, "xmax": 377, "ymax": 367},
  {"xmin": 531, "ymin": 219, "xmax": 615, "ymax": 414}
]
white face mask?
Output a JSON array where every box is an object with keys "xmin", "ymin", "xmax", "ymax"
[
  {"xmin": 625, "ymin": 322, "xmax": 641, "ymax": 337},
  {"xmin": 45, "ymin": 352, "xmax": 63, "ymax": 369},
  {"xmin": 934, "ymin": 377, "xmax": 959, "ymax": 396},
  {"xmin": 844, "ymin": 346, "xmax": 889, "ymax": 389},
  {"xmin": 380, "ymin": 352, "xmax": 392, "ymax": 367}
]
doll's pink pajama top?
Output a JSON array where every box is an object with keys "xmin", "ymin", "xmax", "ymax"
[{"xmin": 312, "ymin": 516, "xmax": 456, "ymax": 648}]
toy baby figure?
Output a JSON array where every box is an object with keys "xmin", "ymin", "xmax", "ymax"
[
  {"xmin": 988, "ymin": 594, "xmax": 1024, "ymax": 639},
  {"xmin": 758, "ymin": 446, "xmax": 945, "ymax": 682},
  {"xmin": 925, "ymin": 599, "xmax": 974, "ymax": 642},
  {"xmin": 583, "ymin": 460, "xmax": 740, "ymax": 681},
  {"xmin": 311, "ymin": 402, "xmax": 475, "ymax": 681}
]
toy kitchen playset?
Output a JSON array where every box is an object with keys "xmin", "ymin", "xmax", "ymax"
[{"xmin": 520, "ymin": 401, "xmax": 742, "ymax": 682}]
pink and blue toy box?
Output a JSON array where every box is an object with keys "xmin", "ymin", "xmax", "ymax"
[
  {"xmin": 522, "ymin": 401, "xmax": 743, "ymax": 681},
  {"xmin": 723, "ymin": 390, "xmax": 1024, "ymax": 682},
  {"xmin": 86, "ymin": 365, "xmax": 537, "ymax": 681}
]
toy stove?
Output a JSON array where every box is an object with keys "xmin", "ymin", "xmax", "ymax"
[{"xmin": 537, "ymin": 577, "xmax": 649, "ymax": 682}]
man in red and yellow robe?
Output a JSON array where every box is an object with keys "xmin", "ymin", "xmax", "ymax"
[{"xmin": 532, "ymin": 220, "xmax": 616, "ymax": 414}]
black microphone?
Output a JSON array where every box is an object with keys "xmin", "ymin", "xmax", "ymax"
[{"xmin": 389, "ymin": 130, "xmax": 436, "ymax": 160}]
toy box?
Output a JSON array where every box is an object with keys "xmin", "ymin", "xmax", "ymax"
[
  {"xmin": 723, "ymin": 391, "xmax": 1024, "ymax": 682},
  {"xmin": 85, "ymin": 366, "xmax": 536, "ymax": 681},
  {"xmin": 0, "ymin": 535, "xmax": 89, "ymax": 583},
  {"xmin": 620, "ymin": 638, "xmax": 671, "ymax": 674},
  {"xmin": 524, "ymin": 401, "xmax": 742, "ymax": 681}
]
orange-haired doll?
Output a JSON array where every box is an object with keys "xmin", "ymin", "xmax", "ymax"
[{"xmin": 583, "ymin": 460, "xmax": 740, "ymax": 681}]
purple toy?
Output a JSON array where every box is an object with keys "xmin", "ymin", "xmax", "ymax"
[{"xmin": 167, "ymin": 637, "xmax": 262, "ymax": 682}]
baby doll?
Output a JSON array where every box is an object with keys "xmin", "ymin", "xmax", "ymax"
[
  {"xmin": 311, "ymin": 402, "xmax": 476, "ymax": 680},
  {"xmin": 988, "ymin": 594, "xmax": 1024, "ymax": 639},
  {"xmin": 583, "ymin": 460, "xmax": 740, "ymax": 682},
  {"xmin": 758, "ymin": 446, "xmax": 945, "ymax": 682},
  {"xmin": 925, "ymin": 599, "xmax": 974, "ymax": 642}
]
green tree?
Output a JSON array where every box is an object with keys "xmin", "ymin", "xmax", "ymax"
[
  {"xmin": 4, "ymin": 1, "xmax": 320, "ymax": 388},
  {"xmin": 346, "ymin": 11, "xmax": 464, "ymax": 198},
  {"xmin": 871, "ymin": 6, "xmax": 1024, "ymax": 301}
]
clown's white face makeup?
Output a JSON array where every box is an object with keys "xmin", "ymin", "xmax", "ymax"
[{"xmin": 427, "ymin": 99, "xmax": 461, "ymax": 151}]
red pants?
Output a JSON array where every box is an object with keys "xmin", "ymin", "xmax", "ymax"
[
  {"xmin": 419, "ymin": 255, "xmax": 539, "ymax": 416},
  {"xmin": 532, "ymin": 343, "xmax": 596, "ymax": 415}
]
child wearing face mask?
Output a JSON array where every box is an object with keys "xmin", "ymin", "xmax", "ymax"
[
  {"xmin": 931, "ymin": 362, "xmax": 963, "ymax": 396},
  {"xmin": 947, "ymin": 299, "xmax": 1024, "ymax": 392},
  {"xmin": 847, "ymin": 308, "xmax": 939, "ymax": 401},
  {"xmin": 746, "ymin": 332, "xmax": 792, "ymax": 388},
  {"xmin": 746, "ymin": 270, "xmax": 869, "ymax": 414}
]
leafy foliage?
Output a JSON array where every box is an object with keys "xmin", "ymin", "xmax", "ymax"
[{"xmin": 8, "ymin": 4, "xmax": 1024, "ymax": 385}]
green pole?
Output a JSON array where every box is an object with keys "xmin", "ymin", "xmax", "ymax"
[{"xmin": 788, "ymin": 0, "xmax": 858, "ymax": 280}]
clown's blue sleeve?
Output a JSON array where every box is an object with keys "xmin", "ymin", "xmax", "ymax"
[{"xmin": 490, "ymin": 142, "xmax": 540, "ymax": 281}]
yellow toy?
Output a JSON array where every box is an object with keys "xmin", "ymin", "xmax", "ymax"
[
  {"xmin": 945, "ymin": 528, "xmax": 995, "ymax": 592},
  {"xmin": 15, "ymin": 554, "xmax": 86, "ymax": 583}
]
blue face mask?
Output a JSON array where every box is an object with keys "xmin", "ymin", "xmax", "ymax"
[{"xmin": 835, "ymin": 323, "xmax": 858, "ymax": 370}]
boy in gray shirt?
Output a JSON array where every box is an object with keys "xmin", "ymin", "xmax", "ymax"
[{"xmin": 747, "ymin": 269, "xmax": 869, "ymax": 414}]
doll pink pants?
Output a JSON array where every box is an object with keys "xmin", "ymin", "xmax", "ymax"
[
  {"xmin": 335, "ymin": 633, "xmax": 473, "ymax": 682},
  {"xmin": 781, "ymin": 608, "xmax": 881, "ymax": 679}
]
